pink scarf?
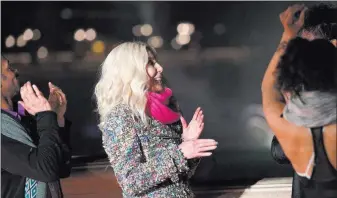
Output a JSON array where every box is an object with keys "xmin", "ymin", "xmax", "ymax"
[{"xmin": 147, "ymin": 88, "xmax": 180, "ymax": 124}]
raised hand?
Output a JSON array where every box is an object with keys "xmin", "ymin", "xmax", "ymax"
[
  {"xmin": 48, "ymin": 82, "xmax": 67, "ymax": 118},
  {"xmin": 181, "ymin": 107, "xmax": 204, "ymax": 141},
  {"xmin": 18, "ymin": 82, "xmax": 52, "ymax": 115},
  {"xmin": 280, "ymin": 4, "xmax": 308, "ymax": 38},
  {"xmin": 179, "ymin": 139, "xmax": 218, "ymax": 159}
]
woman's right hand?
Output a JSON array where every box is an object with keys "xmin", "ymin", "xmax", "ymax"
[
  {"xmin": 279, "ymin": 4, "xmax": 307, "ymax": 38},
  {"xmin": 181, "ymin": 107, "xmax": 204, "ymax": 141},
  {"xmin": 179, "ymin": 139, "xmax": 218, "ymax": 159},
  {"xmin": 18, "ymin": 81, "xmax": 52, "ymax": 116}
]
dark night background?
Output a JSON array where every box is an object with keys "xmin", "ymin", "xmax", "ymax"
[{"xmin": 2, "ymin": 1, "xmax": 335, "ymax": 183}]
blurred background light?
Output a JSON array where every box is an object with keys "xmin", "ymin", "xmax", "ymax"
[
  {"xmin": 132, "ymin": 25, "xmax": 142, "ymax": 37},
  {"xmin": 214, "ymin": 23, "xmax": 226, "ymax": 35},
  {"xmin": 37, "ymin": 46, "xmax": 48, "ymax": 59},
  {"xmin": 5, "ymin": 35, "xmax": 15, "ymax": 48},
  {"xmin": 74, "ymin": 29, "xmax": 86, "ymax": 41},
  {"xmin": 140, "ymin": 24, "xmax": 153, "ymax": 36},
  {"xmin": 86, "ymin": 28, "xmax": 97, "ymax": 41},
  {"xmin": 176, "ymin": 34, "xmax": 191, "ymax": 45},
  {"xmin": 16, "ymin": 35, "xmax": 26, "ymax": 47},
  {"xmin": 23, "ymin": 28, "xmax": 34, "ymax": 41},
  {"xmin": 32, "ymin": 29, "xmax": 41, "ymax": 41},
  {"xmin": 147, "ymin": 36, "xmax": 163, "ymax": 48},
  {"xmin": 177, "ymin": 22, "xmax": 195, "ymax": 35},
  {"xmin": 171, "ymin": 38, "xmax": 182, "ymax": 50},
  {"xmin": 60, "ymin": 8, "xmax": 73, "ymax": 19},
  {"xmin": 91, "ymin": 40, "xmax": 105, "ymax": 54}
]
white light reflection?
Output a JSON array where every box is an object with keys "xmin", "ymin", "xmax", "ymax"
[
  {"xmin": 74, "ymin": 29, "xmax": 86, "ymax": 41},
  {"xmin": 176, "ymin": 34, "xmax": 191, "ymax": 45},
  {"xmin": 17, "ymin": 35, "xmax": 27, "ymax": 47},
  {"xmin": 37, "ymin": 46, "xmax": 48, "ymax": 59},
  {"xmin": 23, "ymin": 28, "xmax": 34, "ymax": 41},
  {"xmin": 86, "ymin": 28, "xmax": 97, "ymax": 41},
  {"xmin": 5, "ymin": 35, "xmax": 15, "ymax": 48},
  {"xmin": 147, "ymin": 36, "xmax": 163, "ymax": 48},
  {"xmin": 140, "ymin": 24, "xmax": 153, "ymax": 36},
  {"xmin": 177, "ymin": 23, "xmax": 195, "ymax": 35}
]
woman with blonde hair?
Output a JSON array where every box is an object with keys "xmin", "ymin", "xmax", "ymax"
[{"xmin": 94, "ymin": 42, "xmax": 218, "ymax": 198}]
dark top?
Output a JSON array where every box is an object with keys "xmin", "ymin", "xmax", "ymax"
[
  {"xmin": 298, "ymin": 127, "xmax": 337, "ymax": 198},
  {"xmin": 270, "ymin": 113, "xmax": 303, "ymax": 198},
  {"xmin": 271, "ymin": 127, "xmax": 337, "ymax": 198},
  {"xmin": 271, "ymin": 136, "xmax": 303, "ymax": 198},
  {"xmin": 1, "ymin": 110, "xmax": 72, "ymax": 198}
]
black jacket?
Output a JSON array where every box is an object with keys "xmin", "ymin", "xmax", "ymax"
[{"xmin": 1, "ymin": 110, "xmax": 72, "ymax": 198}]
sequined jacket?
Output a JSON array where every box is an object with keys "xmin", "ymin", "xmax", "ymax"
[{"xmin": 102, "ymin": 104, "xmax": 200, "ymax": 198}]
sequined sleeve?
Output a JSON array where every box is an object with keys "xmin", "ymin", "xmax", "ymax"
[
  {"xmin": 166, "ymin": 138, "xmax": 199, "ymax": 179},
  {"xmin": 102, "ymin": 111, "xmax": 188, "ymax": 196},
  {"xmin": 187, "ymin": 158, "xmax": 200, "ymax": 178}
]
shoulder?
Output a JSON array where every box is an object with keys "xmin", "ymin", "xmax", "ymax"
[
  {"xmin": 101, "ymin": 104, "xmax": 136, "ymax": 133},
  {"xmin": 269, "ymin": 116, "xmax": 313, "ymax": 155},
  {"xmin": 1, "ymin": 134, "xmax": 33, "ymax": 155},
  {"xmin": 263, "ymin": 105, "xmax": 302, "ymax": 139},
  {"xmin": 1, "ymin": 134, "xmax": 18, "ymax": 146},
  {"xmin": 106, "ymin": 104, "xmax": 134, "ymax": 122},
  {"xmin": 110, "ymin": 104, "xmax": 133, "ymax": 116}
]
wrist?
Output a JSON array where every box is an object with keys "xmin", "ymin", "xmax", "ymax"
[
  {"xmin": 57, "ymin": 115, "xmax": 65, "ymax": 127},
  {"xmin": 182, "ymin": 137, "xmax": 196, "ymax": 142},
  {"xmin": 277, "ymin": 33, "xmax": 293, "ymax": 53},
  {"xmin": 281, "ymin": 32, "xmax": 295, "ymax": 42}
]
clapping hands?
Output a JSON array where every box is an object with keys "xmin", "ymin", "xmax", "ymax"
[
  {"xmin": 179, "ymin": 107, "xmax": 218, "ymax": 159},
  {"xmin": 18, "ymin": 82, "xmax": 52, "ymax": 116}
]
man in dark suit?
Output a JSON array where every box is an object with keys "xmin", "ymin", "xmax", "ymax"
[{"xmin": 1, "ymin": 55, "xmax": 72, "ymax": 198}]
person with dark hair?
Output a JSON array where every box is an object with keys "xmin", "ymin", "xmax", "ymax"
[
  {"xmin": 270, "ymin": 3, "xmax": 337, "ymax": 197},
  {"xmin": 1, "ymin": 56, "xmax": 72, "ymax": 198},
  {"xmin": 262, "ymin": 4, "xmax": 337, "ymax": 198},
  {"xmin": 271, "ymin": 3, "xmax": 337, "ymax": 163},
  {"xmin": 299, "ymin": 3, "xmax": 337, "ymax": 42}
]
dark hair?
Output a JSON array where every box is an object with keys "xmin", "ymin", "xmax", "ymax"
[
  {"xmin": 299, "ymin": 3, "xmax": 337, "ymax": 40},
  {"xmin": 275, "ymin": 37, "xmax": 337, "ymax": 95},
  {"xmin": 146, "ymin": 45, "xmax": 157, "ymax": 60}
]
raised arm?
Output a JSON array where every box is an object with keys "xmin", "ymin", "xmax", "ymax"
[{"xmin": 261, "ymin": 4, "xmax": 307, "ymax": 140}]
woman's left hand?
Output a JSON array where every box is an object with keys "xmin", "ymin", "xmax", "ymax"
[
  {"xmin": 48, "ymin": 82, "xmax": 67, "ymax": 126},
  {"xmin": 181, "ymin": 107, "xmax": 204, "ymax": 141}
]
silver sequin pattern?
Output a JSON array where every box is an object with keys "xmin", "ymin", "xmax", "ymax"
[{"xmin": 101, "ymin": 104, "xmax": 200, "ymax": 198}]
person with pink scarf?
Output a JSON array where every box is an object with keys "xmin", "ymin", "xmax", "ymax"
[{"xmin": 94, "ymin": 42, "xmax": 218, "ymax": 198}]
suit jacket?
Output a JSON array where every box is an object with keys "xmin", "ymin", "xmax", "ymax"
[{"xmin": 1, "ymin": 110, "xmax": 72, "ymax": 198}]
